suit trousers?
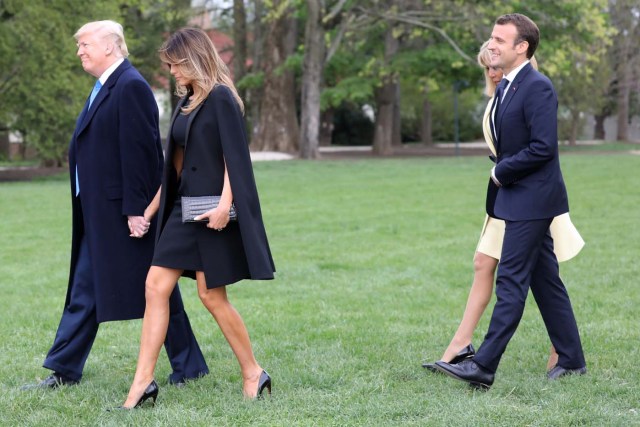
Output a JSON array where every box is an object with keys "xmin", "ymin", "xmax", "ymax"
[
  {"xmin": 43, "ymin": 235, "xmax": 209, "ymax": 382},
  {"xmin": 473, "ymin": 218, "xmax": 585, "ymax": 373}
]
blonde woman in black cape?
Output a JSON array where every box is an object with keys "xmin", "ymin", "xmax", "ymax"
[
  {"xmin": 421, "ymin": 41, "xmax": 584, "ymax": 372},
  {"xmin": 118, "ymin": 28, "xmax": 275, "ymax": 409}
]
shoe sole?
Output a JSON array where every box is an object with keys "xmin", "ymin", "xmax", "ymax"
[{"xmin": 434, "ymin": 364, "xmax": 492, "ymax": 390}]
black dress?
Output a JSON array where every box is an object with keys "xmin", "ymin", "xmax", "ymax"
[{"xmin": 152, "ymin": 98, "xmax": 255, "ymax": 288}]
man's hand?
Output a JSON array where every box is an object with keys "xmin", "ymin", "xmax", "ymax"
[{"xmin": 127, "ymin": 215, "xmax": 150, "ymax": 238}]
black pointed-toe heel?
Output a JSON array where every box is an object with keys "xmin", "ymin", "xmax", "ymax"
[
  {"xmin": 422, "ymin": 344, "xmax": 475, "ymax": 373},
  {"xmin": 449, "ymin": 344, "xmax": 475, "ymax": 364},
  {"xmin": 109, "ymin": 380, "xmax": 159, "ymax": 411},
  {"xmin": 256, "ymin": 370, "xmax": 271, "ymax": 399}
]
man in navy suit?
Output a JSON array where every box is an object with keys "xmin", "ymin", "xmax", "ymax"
[
  {"xmin": 24, "ymin": 21, "xmax": 208, "ymax": 389},
  {"xmin": 436, "ymin": 13, "xmax": 586, "ymax": 389}
]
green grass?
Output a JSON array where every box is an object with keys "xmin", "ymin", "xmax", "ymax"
[
  {"xmin": 559, "ymin": 141, "xmax": 640, "ymax": 152},
  {"xmin": 1, "ymin": 153, "xmax": 639, "ymax": 426}
]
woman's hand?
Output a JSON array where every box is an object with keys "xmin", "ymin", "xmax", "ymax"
[
  {"xmin": 128, "ymin": 215, "xmax": 150, "ymax": 238},
  {"xmin": 194, "ymin": 206, "xmax": 230, "ymax": 231}
]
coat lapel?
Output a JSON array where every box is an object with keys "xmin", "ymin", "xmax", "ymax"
[
  {"xmin": 76, "ymin": 60, "xmax": 131, "ymax": 137},
  {"xmin": 183, "ymin": 101, "xmax": 203, "ymax": 153},
  {"xmin": 165, "ymin": 96, "xmax": 189, "ymax": 157}
]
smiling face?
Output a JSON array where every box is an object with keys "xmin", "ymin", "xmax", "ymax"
[
  {"xmin": 487, "ymin": 23, "xmax": 528, "ymax": 75},
  {"xmin": 76, "ymin": 30, "xmax": 113, "ymax": 78}
]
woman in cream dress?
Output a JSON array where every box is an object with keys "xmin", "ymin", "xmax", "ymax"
[{"xmin": 422, "ymin": 41, "xmax": 584, "ymax": 372}]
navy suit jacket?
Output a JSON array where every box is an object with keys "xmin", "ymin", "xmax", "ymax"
[
  {"xmin": 67, "ymin": 59, "xmax": 164, "ymax": 322},
  {"xmin": 493, "ymin": 63, "xmax": 569, "ymax": 221}
]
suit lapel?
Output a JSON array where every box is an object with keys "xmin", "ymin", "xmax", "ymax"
[
  {"xmin": 496, "ymin": 63, "xmax": 533, "ymax": 150},
  {"xmin": 482, "ymin": 99, "xmax": 497, "ymax": 156}
]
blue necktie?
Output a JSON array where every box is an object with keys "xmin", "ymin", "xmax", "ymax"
[
  {"xmin": 77, "ymin": 80, "xmax": 103, "ymax": 196},
  {"xmin": 89, "ymin": 79, "xmax": 102, "ymax": 108},
  {"xmin": 490, "ymin": 78, "xmax": 509, "ymax": 143}
]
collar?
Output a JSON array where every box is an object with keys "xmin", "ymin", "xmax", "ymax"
[
  {"xmin": 504, "ymin": 59, "xmax": 530, "ymax": 82},
  {"xmin": 97, "ymin": 58, "xmax": 125, "ymax": 85}
]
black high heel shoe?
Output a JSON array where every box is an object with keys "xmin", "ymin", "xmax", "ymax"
[
  {"xmin": 256, "ymin": 370, "xmax": 271, "ymax": 399},
  {"xmin": 109, "ymin": 380, "xmax": 159, "ymax": 411},
  {"xmin": 422, "ymin": 344, "xmax": 475, "ymax": 373}
]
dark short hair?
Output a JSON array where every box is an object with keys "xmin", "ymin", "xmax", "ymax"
[{"xmin": 496, "ymin": 13, "xmax": 539, "ymax": 59}]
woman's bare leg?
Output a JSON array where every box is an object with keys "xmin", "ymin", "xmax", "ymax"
[
  {"xmin": 440, "ymin": 252, "xmax": 498, "ymax": 362},
  {"xmin": 122, "ymin": 266, "xmax": 182, "ymax": 408},
  {"xmin": 196, "ymin": 272, "xmax": 263, "ymax": 398}
]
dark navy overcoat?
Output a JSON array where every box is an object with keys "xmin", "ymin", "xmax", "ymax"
[{"xmin": 67, "ymin": 59, "xmax": 163, "ymax": 322}]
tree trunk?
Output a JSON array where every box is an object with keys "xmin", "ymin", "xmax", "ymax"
[
  {"xmin": 372, "ymin": 80, "xmax": 395, "ymax": 155},
  {"xmin": 0, "ymin": 125, "xmax": 9, "ymax": 159},
  {"xmin": 420, "ymin": 96, "xmax": 433, "ymax": 145},
  {"xmin": 372, "ymin": 26, "xmax": 399, "ymax": 155},
  {"xmin": 232, "ymin": 0, "xmax": 248, "ymax": 98},
  {"xmin": 299, "ymin": 0, "xmax": 325, "ymax": 159},
  {"xmin": 593, "ymin": 113, "xmax": 606, "ymax": 140},
  {"xmin": 569, "ymin": 110, "xmax": 579, "ymax": 146},
  {"xmin": 616, "ymin": 60, "xmax": 631, "ymax": 141},
  {"xmin": 319, "ymin": 107, "xmax": 334, "ymax": 146},
  {"xmin": 253, "ymin": 2, "xmax": 299, "ymax": 152},
  {"xmin": 392, "ymin": 81, "xmax": 402, "ymax": 146},
  {"xmin": 248, "ymin": 0, "xmax": 265, "ymax": 143}
]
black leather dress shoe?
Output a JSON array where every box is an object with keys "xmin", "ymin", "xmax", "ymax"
[
  {"xmin": 435, "ymin": 359, "xmax": 494, "ymax": 390},
  {"xmin": 422, "ymin": 344, "xmax": 475, "ymax": 373},
  {"xmin": 21, "ymin": 373, "xmax": 79, "ymax": 390},
  {"xmin": 547, "ymin": 365, "xmax": 587, "ymax": 380}
]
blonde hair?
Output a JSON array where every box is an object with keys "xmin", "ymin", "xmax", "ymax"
[
  {"xmin": 477, "ymin": 40, "xmax": 538, "ymax": 97},
  {"xmin": 75, "ymin": 20, "xmax": 129, "ymax": 58},
  {"xmin": 159, "ymin": 28, "xmax": 244, "ymax": 114}
]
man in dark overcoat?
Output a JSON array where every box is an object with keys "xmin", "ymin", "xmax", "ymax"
[{"xmin": 24, "ymin": 20, "xmax": 208, "ymax": 389}]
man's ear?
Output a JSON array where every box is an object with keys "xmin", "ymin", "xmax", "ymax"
[{"xmin": 516, "ymin": 40, "xmax": 529, "ymax": 56}]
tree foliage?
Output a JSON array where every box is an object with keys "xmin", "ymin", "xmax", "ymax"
[
  {"xmin": 0, "ymin": 0, "xmax": 631, "ymax": 163},
  {"xmin": 0, "ymin": 0, "xmax": 122, "ymax": 165},
  {"xmin": 0, "ymin": 0, "xmax": 191, "ymax": 165}
]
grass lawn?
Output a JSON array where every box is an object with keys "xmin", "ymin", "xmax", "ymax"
[{"xmin": 1, "ymin": 153, "xmax": 639, "ymax": 426}]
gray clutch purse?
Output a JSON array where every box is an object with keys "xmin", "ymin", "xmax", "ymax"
[{"xmin": 181, "ymin": 196, "xmax": 237, "ymax": 223}]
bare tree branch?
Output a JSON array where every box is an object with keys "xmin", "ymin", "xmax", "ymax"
[
  {"xmin": 324, "ymin": 0, "xmax": 349, "ymax": 23},
  {"xmin": 356, "ymin": 7, "xmax": 475, "ymax": 64},
  {"xmin": 326, "ymin": 13, "xmax": 351, "ymax": 62}
]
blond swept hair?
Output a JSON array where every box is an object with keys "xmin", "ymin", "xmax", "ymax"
[
  {"xmin": 477, "ymin": 40, "xmax": 537, "ymax": 97},
  {"xmin": 159, "ymin": 28, "xmax": 243, "ymax": 114},
  {"xmin": 74, "ymin": 20, "xmax": 129, "ymax": 58}
]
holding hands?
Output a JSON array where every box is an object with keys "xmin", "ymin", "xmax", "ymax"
[{"xmin": 128, "ymin": 215, "xmax": 150, "ymax": 238}]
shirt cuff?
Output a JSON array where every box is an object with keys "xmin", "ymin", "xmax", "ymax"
[{"xmin": 491, "ymin": 166, "xmax": 501, "ymax": 186}]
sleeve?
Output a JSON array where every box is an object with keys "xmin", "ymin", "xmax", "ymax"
[
  {"xmin": 118, "ymin": 77, "xmax": 161, "ymax": 216},
  {"xmin": 212, "ymin": 86, "xmax": 275, "ymax": 277},
  {"xmin": 212, "ymin": 86, "xmax": 261, "ymax": 217},
  {"xmin": 495, "ymin": 79, "xmax": 558, "ymax": 186}
]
